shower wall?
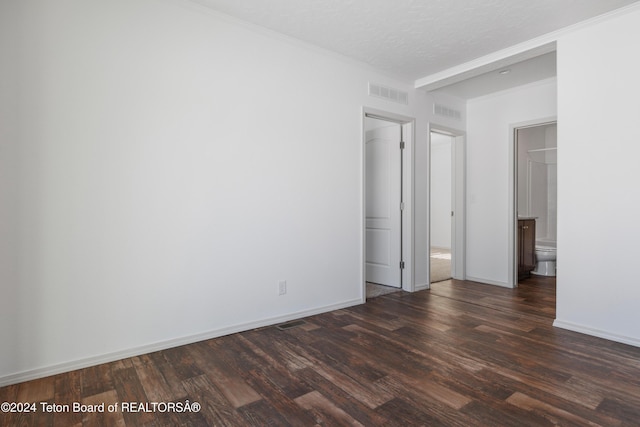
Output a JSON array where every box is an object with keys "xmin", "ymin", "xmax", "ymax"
[{"xmin": 517, "ymin": 124, "xmax": 557, "ymax": 242}]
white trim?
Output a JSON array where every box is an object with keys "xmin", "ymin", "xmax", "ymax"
[
  {"xmin": 404, "ymin": 120, "xmax": 416, "ymax": 292},
  {"xmin": 468, "ymin": 77, "xmax": 557, "ymax": 103},
  {"xmin": 414, "ymin": 283, "xmax": 430, "ymax": 292},
  {"xmin": 465, "ymin": 276, "xmax": 511, "ymax": 288},
  {"xmin": 415, "ymin": 2, "xmax": 640, "ymax": 90},
  {"xmin": 0, "ymin": 298, "xmax": 361, "ymax": 387},
  {"xmin": 554, "ymin": 320, "xmax": 640, "ymax": 349}
]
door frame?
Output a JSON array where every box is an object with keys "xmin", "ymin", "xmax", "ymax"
[
  {"xmin": 428, "ymin": 124, "xmax": 466, "ymax": 283},
  {"xmin": 362, "ymin": 107, "xmax": 415, "ymax": 299},
  {"xmin": 509, "ymin": 116, "xmax": 557, "ymax": 287}
]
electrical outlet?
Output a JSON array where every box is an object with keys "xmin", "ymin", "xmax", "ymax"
[{"xmin": 278, "ymin": 280, "xmax": 287, "ymax": 296}]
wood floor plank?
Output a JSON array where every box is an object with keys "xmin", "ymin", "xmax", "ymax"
[
  {"xmin": 180, "ymin": 374, "xmax": 246, "ymax": 426},
  {"xmin": 145, "ymin": 350, "xmax": 189, "ymax": 400},
  {"xmin": 242, "ymin": 327, "xmax": 315, "ymax": 372},
  {"xmin": 295, "ymin": 390, "xmax": 365, "ymax": 426},
  {"xmin": 312, "ymin": 365, "xmax": 393, "ymax": 409},
  {"xmin": 237, "ymin": 368, "xmax": 320, "ymax": 426},
  {"xmin": 158, "ymin": 346, "xmax": 204, "ymax": 381},
  {"xmin": 236, "ymin": 399, "xmax": 296, "ymax": 426},
  {"xmin": 16, "ymin": 376, "xmax": 55, "ymax": 403},
  {"xmin": 81, "ymin": 390, "xmax": 124, "ymax": 427},
  {"xmin": 213, "ymin": 334, "xmax": 315, "ymax": 400},
  {"xmin": 375, "ymin": 397, "xmax": 447, "ymax": 426},
  {"xmin": 187, "ymin": 342, "xmax": 262, "ymax": 408},
  {"xmin": 294, "ymin": 367, "xmax": 392, "ymax": 426},
  {"xmin": 52, "ymin": 370, "xmax": 83, "ymax": 427},
  {"xmin": 506, "ymin": 391, "xmax": 614, "ymax": 427},
  {"xmin": 80, "ymin": 363, "xmax": 115, "ymax": 399},
  {"xmin": 596, "ymin": 397, "xmax": 640, "ymax": 427},
  {"xmin": 459, "ymin": 399, "xmax": 552, "ymax": 427},
  {"xmin": 131, "ymin": 354, "xmax": 177, "ymax": 403},
  {"xmin": 111, "ymin": 366, "xmax": 155, "ymax": 426}
]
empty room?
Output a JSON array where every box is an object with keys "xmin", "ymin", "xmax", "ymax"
[{"xmin": 2, "ymin": 0, "xmax": 640, "ymax": 425}]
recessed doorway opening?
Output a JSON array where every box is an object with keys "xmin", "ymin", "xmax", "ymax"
[
  {"xmin": 430, "ymin": 131, "xmax": 453, "ymax": 283},
  {"xmin": 512, "ymin": 120, "xmax": 557, "ymax": 286},
  {"xmin": 429, "ymin": 126, "xmax": 466, "ymax": 285}
]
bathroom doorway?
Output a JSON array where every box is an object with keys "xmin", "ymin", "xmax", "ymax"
[{"xmin": 512, "ymin": 120, "xmax": 557, "ymax": 285}]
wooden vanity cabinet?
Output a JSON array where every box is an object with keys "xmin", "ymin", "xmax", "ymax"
[{"xmin": 518, "ymin": 219, "xmax": 536, "ymax": 280}]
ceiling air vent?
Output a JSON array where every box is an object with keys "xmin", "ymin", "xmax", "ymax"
[
  {"xmin": 369, "ymin": 83, "xmax": 409, "ymax": 105},
  {"xmin": 434, "ymin": 104, "xmax": 461, "ymax": 120}
]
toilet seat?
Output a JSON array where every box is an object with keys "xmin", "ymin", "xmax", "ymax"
[{"xmin": 535, "ymin": 245, "xmax": 556, "ymax": 252}]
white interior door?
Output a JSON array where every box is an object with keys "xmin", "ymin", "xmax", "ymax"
[{"xmin": 365, "ymin": 119, "xmax": 402, "ymax": 288}]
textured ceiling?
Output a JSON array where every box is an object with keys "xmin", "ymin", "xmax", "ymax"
[{"xmin": 189, "ymin": 0, "xmax": 639, "ymax": 85}]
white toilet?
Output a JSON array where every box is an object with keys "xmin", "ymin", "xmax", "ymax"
[{"xmin": 532, "ymin": 240, "xmax": 556, "ymax": 276}]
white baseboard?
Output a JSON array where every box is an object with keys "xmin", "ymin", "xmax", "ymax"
[
  {"xmin": 0, "ymin": 298, "xmax": 363, "ymax": 387},
  {"xmin": 414, "ymin": 282, "xmax": 430, "ymax": 291},
  {"xmin": 464, "ymin": 275, "xmax": 513, "ymax": 288},
  {"xmin": 553, "ymin": 319, "xmax": 640, "ymax": 348}
]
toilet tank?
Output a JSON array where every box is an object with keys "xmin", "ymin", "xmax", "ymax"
[{"xmin": 535, "ymin": 238, "xmax": 556, "ymax": 248}]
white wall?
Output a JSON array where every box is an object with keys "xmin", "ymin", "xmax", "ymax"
[
  {"xmin": 0, "ymin": 1, "xmax": 21, "ymax": 382},
  {"xmin": 430, "ymin": 133, "xmax": 452, "ymax": 249},
  {"xmin": 0, "ymin": 0, "xmax": 419, "ymax": 384},
  {"xmin": 466, "ymin": 79, "xmax": 557, "ymax": 286},
  {"xmin": 554, "ymin": 7, "xmax": 640, "ymax": 346}
]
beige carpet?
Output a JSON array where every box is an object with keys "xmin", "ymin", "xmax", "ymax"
[
  {"xmin": 431, "ymin": 247, "xmax": 452, "ymax": 283},
  {"xmin": 366, "ymin": 248, "xmax": 451, "ymax": 296},
  {"xmin": 366, "ymin": 282, "xmax": 401, "ymax": 299}
]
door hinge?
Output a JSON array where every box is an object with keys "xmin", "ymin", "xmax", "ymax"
[
  {"xmin": 400, "ymin": 141, "xmax": 405, "ymax": 150},
  {"xmin": 400, "ymin": 202, "xmax": 405, "ymax": 211},
  {"xmin": 400, "ymin": 261, "xmax": 405, "ymax": 269},
  {"xmin": 451, "ymin": 211, "xmax": 454, "ymax": 217}
]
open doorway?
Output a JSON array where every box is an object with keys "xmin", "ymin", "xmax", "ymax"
[
  {"xmin": 430, "ymin": 131, "xmax": 453, "ymax": 283},
  {"xmin": 429, "ymin": 126, "xmax": 465, "ymax": 285},
  {"xmin": 513, "ymin": 121, "xmax": 557, "ymax": 285}
]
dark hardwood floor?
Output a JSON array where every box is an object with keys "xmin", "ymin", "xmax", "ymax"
[{"xmin": 3, "ymin": 277, "xmax": 640, "ymax": 426}]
